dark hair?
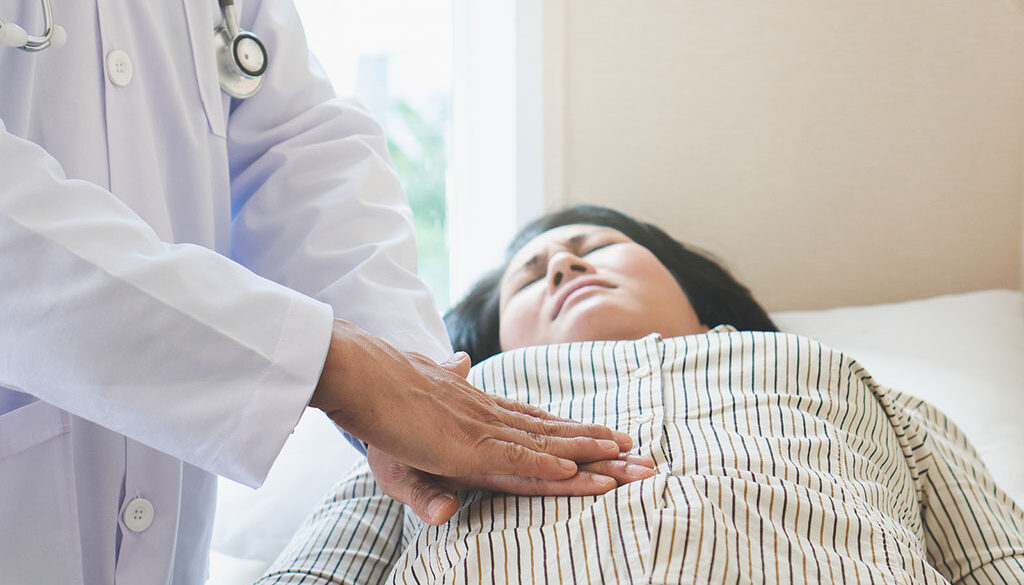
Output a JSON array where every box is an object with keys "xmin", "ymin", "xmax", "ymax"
[{"xmin": 444, "ymin": 205, "xmax": 778, "ymax": 363}]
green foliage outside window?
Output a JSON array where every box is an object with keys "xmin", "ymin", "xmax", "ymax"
[{"xmin": 386, "ymin": 100, "xmax": 450, "ymax": 310}]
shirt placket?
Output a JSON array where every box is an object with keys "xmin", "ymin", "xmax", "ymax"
[
  {"xmin": 616, "ymin": 335, "xmax": 670, "ymax": 580},
  {"xmin": 632, "ymin": 335, "xmax": 666, "ymax": 468},
  {"xmin": 95, "ymin": 0, "xmax": 174, "ymax": 240},
  {"xmin": 115, "ymin": 443, "xmax": 182, "ymax": 583},
  {"xmin": 94, "ymin": 3, "xmax": 184, "ymax": 581}
]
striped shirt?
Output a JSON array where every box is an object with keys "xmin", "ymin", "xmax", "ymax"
[{"xmin": 258, "ymin": 327, "xmax": 1024, "ymax": 584}]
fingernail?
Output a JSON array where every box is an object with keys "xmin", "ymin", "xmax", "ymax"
[
  {"xmin": 626, "ymin": 454, "xmax": 655, "ymax": 467},
  {"xmin": 427, "ymin": 495, "xmax": 454, "ymax": 523},
  {"xmin": 592, "ymin": 475, "xmax": 616, "ymax": 490},
  {"xmin": 559, "ymin": 459, "xmax": 577, "ymax": 474},
  {"xmin": 597, "ymin": 439, "xmax": 618, "ymax": 452},
  {"xmin": 627, "ymin": 464, "xmax": 655, "ymax": 478}
]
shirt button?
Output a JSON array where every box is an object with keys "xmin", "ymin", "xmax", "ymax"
[
  {"xmin": 635, "ymin": 366, "xmax": 652, "ymax": 379},
  {"xmin": 105, "ymin": 49, "xmax": 134, "ymax": 87},
  {"xmin": 122, "ymin": 497, "xmax": 154, "ymax": 533}
]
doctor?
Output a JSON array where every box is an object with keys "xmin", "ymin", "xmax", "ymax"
[{"xmin": 0, "ymin": 1, "xmax": 631, "ymax": 583}]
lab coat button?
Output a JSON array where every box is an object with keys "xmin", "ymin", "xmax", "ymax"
[
  {"xmin": 123, "ymin": 497, "xmax": 154, "ymax": 532},
  {"xmin": 105, "ymin": 49, "xmax": 134, "ymax": 87}
]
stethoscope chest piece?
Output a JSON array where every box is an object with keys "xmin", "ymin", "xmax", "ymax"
[{"xmin": 214, "ymin": 0, "xmax": 268, "ymax": 99}]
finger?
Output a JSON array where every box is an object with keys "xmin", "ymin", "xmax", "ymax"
[
  {"xmin": 615, "ymin": 452, "xmax": 655, "ymax": 468},
  {"xmin": 451, "ymin": 470, "xmax": 618, "ymax": 496},
  {"xmin": 579, "ymin": 457, "xmax": 656, "ymax": 485},
  {"xmin": 493, "ymin": 401, "xmax": 634, "ymax": 453},
  {"xmin": 367, "ymin": 449, "xmax": 460, "ymax": 525},
  {"xmin": 492, "ymin": 395, "xmax": 633, "ymax": 451},
  {"xmin": 474, "ymin": 439, "xmax": 581, "ymax": 480},
  {"xmin": 501, "ymin": 431, "xmax": 624, "ymax": 464},
  {"xmin": 439, "ymin": 351, "xmax": 472, "ymax": 379}
]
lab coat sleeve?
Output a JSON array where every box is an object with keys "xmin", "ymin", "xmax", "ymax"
[
  {"xmin": 225, "ymin": 0, "xmax": 453, "ymax": 368},
  {"xmin": 0, "ymin": 119, "xmax": 335, "ymax": 487}
]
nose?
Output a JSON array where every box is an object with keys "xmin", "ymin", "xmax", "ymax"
[{"xmin": 547, "ymin": 251, "xmax": 593, "ymax": 289}]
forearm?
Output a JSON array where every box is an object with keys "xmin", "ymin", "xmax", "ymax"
[{"xmin": 0, "ymin": 125, "xmax": 333, "ymax": 486}]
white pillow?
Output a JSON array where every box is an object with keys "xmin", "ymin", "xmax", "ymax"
[{"xmin": 772, "ymin": 289, "xmax": 1024, "ymax": 507}]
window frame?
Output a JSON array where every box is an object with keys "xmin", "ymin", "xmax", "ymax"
[{"xmin": 447, "ymin": 0, "xmax": 566, "ymax": 303}]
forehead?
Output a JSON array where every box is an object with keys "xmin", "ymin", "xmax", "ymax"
[{"xmin": 504, "ymin": 224, "xmax": 628, "ymax": 272}]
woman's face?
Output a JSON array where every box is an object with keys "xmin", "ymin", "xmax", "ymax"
[{"xmin": 498, "ymin": 224, "xmax": 709, "ymax": 351}]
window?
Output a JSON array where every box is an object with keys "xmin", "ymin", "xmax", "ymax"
[
  {"xmin": 294, "ymin": 0, "xmax": 551, "ymax": 309},
  {"xmin": 448, "ymin": 0, "xmax": 550, "ymax": 302}
]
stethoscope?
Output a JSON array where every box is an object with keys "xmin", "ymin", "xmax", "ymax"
[
  {"xmin": 0, "ymin": 0, "xmax": 65, "ymax": 51},
  {"xmin": 0, "ymin": 0, "xmax": 268, "ymax": 99}
]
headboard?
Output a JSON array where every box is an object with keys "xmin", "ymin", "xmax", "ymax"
[{"xmin": 538, "ymin": 0, "xmax": 1024, "ymax": 310}]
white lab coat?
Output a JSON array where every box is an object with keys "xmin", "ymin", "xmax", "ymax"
[{"xmin": 0, "ymin": 0, "xmax": 451, "ymax": 583}]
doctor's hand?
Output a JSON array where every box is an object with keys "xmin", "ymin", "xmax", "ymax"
[
  {"xmin": 310, "ymin": 320, "xmax": 633, "ymax": 493},
  {"xmin": 366, "ymin": 446, "xmax": 655, "ymax": 525}
]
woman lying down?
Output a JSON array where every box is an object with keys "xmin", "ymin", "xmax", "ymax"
[{"xmin": 257, "ymin": 205, "xmax": 1024, "ymax": 585}]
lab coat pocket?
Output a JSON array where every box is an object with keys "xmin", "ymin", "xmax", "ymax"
[
  {"xmin": 182, "ymin": 0, "xmax": 229, "ymax": 138},
  {"xmin": 0, "ymin": 401, "xmax": 84, "ymax": 583}
]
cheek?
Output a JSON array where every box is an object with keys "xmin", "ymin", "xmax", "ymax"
[
  {"xmin": 635, "ymin": 263, "xmax": 686, "ymax": 303},
  {"xmin": 632, "ymin": 260, "xmax": 706, "ymax": 331},
  {"xmin": 498, "ymin": 291, "xmax": 543, "ymax": 350},
  {"xmin": 611, "ymin": 249, "xmax": 679, "ymax": 297},
  {"xmin": 615, "ymin": 250, "xmax": 695, "ymax": 315}
]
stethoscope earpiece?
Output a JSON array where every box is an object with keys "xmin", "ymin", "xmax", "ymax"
[
  {"xmin": 0, "ymin": 0, "xmax": 61, "ymax": 51},
  {"xmin": 0, "ymin": 21, "xmax": 29, "ymax": 48},
  {"xmin": 49, "ymin": 24, "xmax": 66, "ymax": 49},
  {"xmin": 214, "ymin": 0, "xmax": 268, "ymax": 99}
]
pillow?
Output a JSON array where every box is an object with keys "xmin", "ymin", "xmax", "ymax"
[{"xmin": 771, "ymin": 289, "xmax": 1024, "ymax": 507}]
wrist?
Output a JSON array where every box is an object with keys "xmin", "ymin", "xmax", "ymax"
[
  {"xmin": 310, "ymin": 319, "xmax": 355, "ymax": 412},
  {"xmin": 310, "ymin": 319, "xmax": 389, "ymax": 441}
]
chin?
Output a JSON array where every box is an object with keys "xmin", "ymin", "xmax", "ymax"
[
  {"xmin": 556, "ymin": 304, "xmax": 655, "ymax": 343},
  {"xmin": 567, "ymin": 328, "xmax": 654, "ymax": 344}
]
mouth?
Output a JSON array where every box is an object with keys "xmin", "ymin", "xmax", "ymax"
[{"xmin": 551, "ymin": 278, "xmax": 615, "ymax": 320}]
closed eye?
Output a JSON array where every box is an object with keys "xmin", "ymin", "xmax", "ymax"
[
  {"xmin": 507, "ymin": 239, "xmax": 626, "ymax": 297},
  {"xmin": 516, "ymin": 243, "xmax": 616, "ymax": 291},
  {"xmin": 582, "ymin": 242, "xmax": 616, "ymax": 255},
  {"xmin": 513, "ymin": 274, "xmax": 543, "ymax": 294}
]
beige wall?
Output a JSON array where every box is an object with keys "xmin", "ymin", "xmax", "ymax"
[{"xmin": 543, "ymin": 0, "xmax": 1024, "ymax": 310}]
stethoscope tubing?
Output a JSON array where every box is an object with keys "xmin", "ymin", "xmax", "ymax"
[{"xmin": 219, "ymin": 0, "xmax": 242, "ymax": 39}]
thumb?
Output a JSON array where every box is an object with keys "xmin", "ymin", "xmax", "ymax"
[
  {"xmin": 367, "ymin": 447, "xmax": 460, "ymax": 525},
  {"xmin": 440, "ymin": 351, "xmax": 472, "ymax": 379}
]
